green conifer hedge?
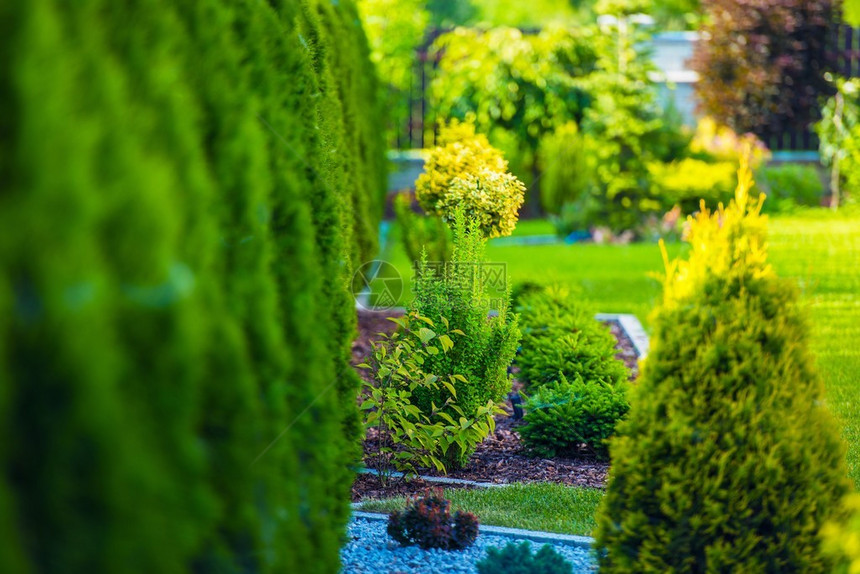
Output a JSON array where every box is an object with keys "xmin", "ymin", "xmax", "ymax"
[
  {"xmin": 0, "ymin": 1, "xmax": 384, "ymax": 572},
  {"xmin": 595, "ymin": 162, "xmax": 851, "ymax": 572}
]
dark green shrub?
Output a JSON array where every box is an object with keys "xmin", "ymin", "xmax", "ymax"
[
  {"xmin": 520, "ymin": 374, "xmax": 629, "ymax": 460},
  {"xmin": 515, "ymin": 285, "xmax": 628, "ymax": 389},
  {"xmin": 393, "ymin": 192, "xmax": 452, "ymax": 263},
  {"xmin": 595, "ymin": 162, "xmax": 851, "ymax": 572},
  {"xmin": 387, "ymin": 488, "xmax": 479, "ymax": 550},
  {"xmin": 411, "ymin": 211, "xmax": 521, "ymax": 467},
  {"xmin": 476, "ymin": 541, "xmax": 573, "ymax": 574},
  {"xmin": 0, "ymin": 0, "xmax": 382, "ymax": 572},
  {"xmin": 756, "ymin": 164, "xmax": 824, "ymax": 213},
  {"xmin": 691, "ymin": 0, "xmax": 839, "ymax": 137}
]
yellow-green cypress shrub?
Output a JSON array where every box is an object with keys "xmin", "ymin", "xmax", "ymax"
[
  {"xmin": 822, "ymin": 495, "xmax": 860, "ymax": 573},
  {"xmin": 595, "ymin": 157, "xmax": 852, "ymax": 572}
]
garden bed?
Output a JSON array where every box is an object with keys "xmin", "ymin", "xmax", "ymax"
[{"xmin": 351, "ymin": 309, "xmax": 641, "ymax": 501}]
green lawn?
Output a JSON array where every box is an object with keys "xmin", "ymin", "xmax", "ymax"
[
  {"xmin": 380, "ymin": 221, "xmax": 686, "ymax": 324},
  {"xmin": 357, "ymin": 483, "xmax": 603, "ymax": 536},
  {"xmin": 379, "ymin": 210, "xmax": 860, "ymax": 485},
  {"xmin": 768, "ymin": 212, "xmax": 860, "ymax": 486}
]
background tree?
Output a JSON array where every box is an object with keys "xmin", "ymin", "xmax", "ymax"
[{"xmin": 691, "ymin": 0, "xmax": 840, "ymax": 137}]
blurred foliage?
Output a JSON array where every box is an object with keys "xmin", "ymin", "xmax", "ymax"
[
  {"xmin": 0, "ymin": 0, "xmax": 383, "ymax": 572},
  {"xmin": 755, "ymin": 163, "xmax": 825, "ymax": 213},
  {"xmin": 415, "ymin": 122, "xmax": 525, "ymax": 238},
  {"xmin": 690, "ymin": 116, "xmax": 771, "ymax": 168},
  {"xmin": 471, "ymin": 0, "xmax": 580, "ymax": 26},
  {"xmin": 648, "ymin": 158, "xmax": 737, "ymax": 213},
  {"xmin": 431, "ymin": 26, "xmax": 597, "ymax": 159},
  {"xmin": 575, "ymin": 4, "xmax": 689, "ymax": 234},
  {"xmin": 538, "ymin": 122, "xmax": 595, "ymax": 215},
  {"xmin": 691, "ymin": 0, "xmax": 839, "ymax": 136},
  {"xmin": 394, "ymin": 193, "xmax": 452, "ymax": 263},
  {"xmin": 357, "ymin": 0, "xmax": 429, "ymax": 144},
  {"xmin": 848, "ymin": 0, "xmax": 860, "ymax": 26},
  {"xmin": 822, "ymin": 494, "xmax": 860, "ymax": 574},
  {"xmin": 431, "ymin": 12, "xmax": 687, "ymax": 233},
  {"xmin": 595, "ymin": 159, "xmax": 852, "ymax": 571},
  {"xmin": 427, "ymin": 0, "xmax": 477, "ymax": 26},
  {"xmin": 817, "ymin": 77, "xmax": 860, "ymax": 208}
]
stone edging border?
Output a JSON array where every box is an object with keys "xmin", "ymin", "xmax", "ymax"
[
  {"xmin": 594, "ymin": 313, "xmax": 649, "ymax": 359},
  {"xmin": 351, "ymin": 510, "xmax": 595, "ymax": 550},
  {"xmin": 356, "ymin": 468, "xmax": 504, "ymax": 488}
]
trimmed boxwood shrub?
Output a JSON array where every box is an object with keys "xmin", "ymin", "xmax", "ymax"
[
  {"xmin": 595, "ymin": 161, "xmax": 851, "ymax": 572},
  {"xmin": 514, "ymin": 284, "xmax": 628, "ymax": 389},
  {"xmin": 520, "ymin": 374, "xmax": 629, "ymax": 460},
  {"xmin": 0, "ymin": 1, "xmax": 383, "ymax": 572}
]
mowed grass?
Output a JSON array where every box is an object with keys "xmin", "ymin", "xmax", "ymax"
[
  {"xmin": 357, "ymin": 483, "xmax": 603, "ymax": 536},
  {"xmin": 379, "ymin": 221, "xmax": 686, "ymax": 326},
  {"xmin": 378, "ymin": 210, "xmax": 860, "ymax": 486},
  {"xmin": 768, "ymin": 212, "xmax": 860, "ymax": 486}
]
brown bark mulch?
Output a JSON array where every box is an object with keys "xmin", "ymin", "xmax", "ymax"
[{"xmin": 350, "ymin": 309, "xmax": 634, "ymax": 502}]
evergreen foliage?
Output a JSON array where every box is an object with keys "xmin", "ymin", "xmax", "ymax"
[
  {"xmin": 476, "ymin": 541, "xmax": 574, "ymax": 574},
  {"xmin": 595, "ymin": 158, "xmax": 851, "ymax": 572},
  {"xmin": 0, "ymin": 1, "xmax": 383, "ymax": 572},
  {"xmin": 515, "ymin": 285, "xmax": 628, "ymax": 389},
  {"xmin": 520, "ymin": 374, "xmax": 629, "ymax": 460}
]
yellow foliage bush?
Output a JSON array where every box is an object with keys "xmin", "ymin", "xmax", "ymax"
[
  {"xmin": 415, "ymin": 121, "xmax": 525, "ymax": 238},
  {"xmin": 822, "ymin": 494, "xmax": 860, "ymax": 574}
]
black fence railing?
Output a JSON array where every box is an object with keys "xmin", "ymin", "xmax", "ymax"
[{"xmin": 391, "ymin": 25, "xmax": 860, "ymax": 153}]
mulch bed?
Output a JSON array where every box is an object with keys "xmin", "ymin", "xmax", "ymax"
[
  {"xmin": 351, "ymin": 473, "xmax": 477, "ymax": 503},
  {"xmin": 351, "ymin": 309, "xmax": 636, "ymax": 502}
]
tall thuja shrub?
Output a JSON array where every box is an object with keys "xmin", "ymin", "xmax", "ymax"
[
  {"xmin": 595, "ymin": 158, "xmax": 851, "ymax": 572},
  {"xmin": 1, "ymin": 2, "xmax": 219, "ymax": 572},
  {"xmin": 294, "ymin": 0, "xmax": 379, "ymax": 540},
  {"xmin": 0, "ymin": 0, "xmax": 381, "ymax": 573},
  {"xmin": 308, "ymin": 0, "xmax": 386, "ymax": 266}
]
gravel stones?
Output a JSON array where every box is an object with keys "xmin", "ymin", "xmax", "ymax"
[{"xmin": 341, "ymin": 518, "xmax": 597, "ymax": 574}]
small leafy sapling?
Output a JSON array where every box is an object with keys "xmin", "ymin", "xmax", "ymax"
[{"xmin": 358, "ymin": 311, "xmax": 502, "ymax": 483}]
